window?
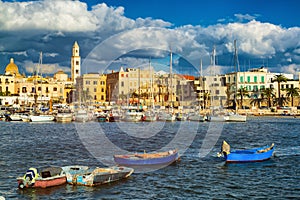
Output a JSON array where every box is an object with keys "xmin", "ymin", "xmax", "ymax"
[
  {"xmin": 53, "ymin": 87, "xmax": 57, "ymax": 92},
  {"xmin": 94, "ymin": 95, "xmax": 97, "ymax": 100},
  {"xmin": 38, "ymin": 87, "xmax": 41, "ymax": 91},
  {"xmin": 86, "ymin": 81, "xmax": 90, "ymax": 85},
  {"xmin": 240, "ymin": 76, "xmax": 244, "ymax": 83},
  {"xmin": 253, "ymin": 85, "xmax": 258, "ymax": 91},
  {"xmin": 101, "ymin": 88, "xmax": 104, "ymax": 92},
  {"xmin": 22, "ymin": 87, "xmax": 27, "ymax": 93},
  {"xmin": 254, "ymin": 76, "xmax": 257, "ymax": 83},
  {"xmin": 93, "ymin": 81, "xmax": 97, "ymax": 85},
  {"xmin": 94, "ymin": 88, "xmax": 97, "ymax": 92},
  {"xmin": 261, "ymin": 76, "xmax": 265, "ymax": 83},
  {"xmin": 101, "ymin": 95, "xmax": 104, "ymax": 100},
  {"xmin": 76, "ymin": 61, "xmax": 79, "ymax": 65},
  {"xmin": 121, "ymin": 81, "xmax": 124, "ymax": 87},
  {"xmin": 247, "ymin": 76, "xmax": 250, "ymax": 83},
  {"xmin": 216, "ymin": 90, "xmax": 220, "ymax": 95},
  {"xmin": 76, "ymin": 70, "xmax": 79, "ymax": 74},
  {"xmin": 46, "ymin": 87, "xmax": 49, "ymax": 93}
]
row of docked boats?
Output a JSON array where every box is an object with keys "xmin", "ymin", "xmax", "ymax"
[
  {"xmin": 2, "ymin": 108, "xmax": 247, "ymax": 123},
  {"xmin": 17, "ymin": 142, "xmax": 275, "ymax": 190}
]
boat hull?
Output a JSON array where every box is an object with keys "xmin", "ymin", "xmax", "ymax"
[
  {"xmin": 65, "ymin": 166, "xmax": 134, "ymax": 186},
  {"xmin": 30, "ymin": 115, "xmax": 55, "ymax": 122},
  {"xmin": 114, "ymin": 150, "xmax": 178, "ymax": 166},
  {"xmin": 17, "ymin": 176, "xmax": 66, "ymax": 188},
  {"xmin": 225, "ymin": 145, "xmax": 275, "ymax": 163}
]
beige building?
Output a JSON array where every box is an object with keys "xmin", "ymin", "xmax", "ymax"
[{"xmin": 76, "ymin": 73, "xmax": 107, "ymax": 105}]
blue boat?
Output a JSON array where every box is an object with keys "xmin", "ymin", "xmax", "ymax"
[
  {"xmin": 217, "ymin": 141, "xmax": 275, "ymax": 163},
  {"xmin": 62, "ymin": 166, "xmax": 134, "ymax": 186},
  {"xmin": 114, "ymin": 149, "xmax": 179, "ymax": 166}
]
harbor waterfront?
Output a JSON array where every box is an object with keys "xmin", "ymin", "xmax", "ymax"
[{"xmin": 0, "ymin": 117, "xmax": 299, "ymax": 199}]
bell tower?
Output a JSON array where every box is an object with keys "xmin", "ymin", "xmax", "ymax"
[{"xmin": 71, "ymin": 41, "xmax": 81, "ymax": 84}]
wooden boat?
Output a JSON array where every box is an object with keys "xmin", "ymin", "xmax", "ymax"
[
  {"xmin": 17, "ymin": 167, "xmax": 66, "ymax": 189},
  {"xmin": 217, "ymin": 141, "xmax": 275, "ymax": 163},
  {"xmin": 63, "ymin": 166, "xmax": 134, "ymax": 186},
  {"xmin": 114, "ymin": 149, "xmax": 179, "ymax": 166},
  {"xmin": 61, "ymin": 165, "xmax": 90, "ymax": 183}
]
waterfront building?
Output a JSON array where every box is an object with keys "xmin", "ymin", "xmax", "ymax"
[{"xmin": 76, "ymin": 73, "xmax": 107, "ymax": 105}]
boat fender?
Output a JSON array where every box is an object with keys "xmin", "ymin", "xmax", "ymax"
[{"xmin": 168, "ymin": 150, "xmax": 174, "ymax": 155}]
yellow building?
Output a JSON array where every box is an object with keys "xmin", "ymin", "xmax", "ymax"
[
  {"xmin": 0, "ymin": 58, "xmax": 24, "ymax": 96},
  {"xmin": 76, "ymin": 73, "xmax": 107, "ymax": 105}
]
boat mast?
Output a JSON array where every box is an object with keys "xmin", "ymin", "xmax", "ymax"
[
  {"xmin": 169, "ymin": 49, "xmax": 173, "ymax": 112},
  {"xmin": 234, "ymin": 40, "xmax": 239, "ymax": 113},
  {"xmin": 149, "ymin": 58, "xmax": 154, "ymax": 110}
]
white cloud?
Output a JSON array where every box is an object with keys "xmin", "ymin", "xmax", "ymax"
[
  {"xmin": 280, "ymin": 64, "xmax": 300, "ymax": 76},
  {"xmin": 24, "ymin": 60, "xmax": 70, "ymax": 74},
  {"xmin": 0, "ymin": 1, "xmax": 300, "ymax": 76}
]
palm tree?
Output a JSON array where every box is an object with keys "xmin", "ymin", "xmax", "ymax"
[
  {"xmin": 285, "ymin": 87, "xmax": 299, "ymax": 107},
  {"xmin": 250, "ymin": 94, "xmax": 264, "ymax": 108},
  {"xmin": 236, "ymin": 87, "xmax": 249, "ymax": 109},
  {"xmin": 273, "ymin": 74, "xmax": 288, "ymax": 107},
  {"xmin": 261, "ymin": 88, "xmax": 276, "ymax": 108}
]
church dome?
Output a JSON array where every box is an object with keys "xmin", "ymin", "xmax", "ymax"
[{"xmin": 5, "ymin": 58, "xmax": 20, "ymax": 75}]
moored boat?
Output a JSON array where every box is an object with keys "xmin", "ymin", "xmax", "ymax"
[
  {"xmin": 29, "ymin": 114, "xmax": 55, "ymax": 122},
  {"xmin": 17, "ymin": 167, "xmax": 66, "ymax": 189},
  {"xmin": 114, "ymin": 149, "xmax": 179, "ymax": 166},
  {"xmin": 63, "ymin": 166, "xmax": 134, "ymax": 186},
  {"xmin": 217, "ymin": 141, "xmax": 275, "ymax": 163}
]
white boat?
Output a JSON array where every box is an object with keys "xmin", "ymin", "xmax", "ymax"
[
  {"xmin": 228, "ymin": 40, "xmax": 247, "ymax": 122},
  {"xmin": 8, "ymin": 113, "xmax": 23, "ymax": 121},
  {"xmin": 21, "ymin": 113, "xmax": 30, "ymax": 122},
  {"xmin": 188, "ymin": 112, "xmax": 206, "ymax": 122},
  {"xmin": 226, "ymin": 112, "xmax": 247, "ymax": 122},
  {"xmin": 56, "ymin": 112, "xmax": 73, "ymax": 123},
  {"xmin": 209, "ymin": 115, "xmax": 229, "ymax": 122},
  {"xmin": 158, "ymin": 112, "xmax": 176, "ymax": 122},
  {"xmin": 30, "ymin": 114, "xmax": 55, "ymax": 122},
  {"xmin": 122, "ymin": 108, "xmax": 144, "ymax": 122},
  {"xmin": 143, "ymin": 111, "xmax": 157, "ymax": 122},
  {"xmin": 74, "ymin": 109, "xmax": 90, "ymax": 122}
]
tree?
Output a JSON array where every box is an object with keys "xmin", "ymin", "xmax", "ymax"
[
  {"xmin": 273, "ymin": 74, "xmax": 288, "ymax": 107},
  {"xmin": 236, "ymin": 87, "xmax": 249, "ymax": 109},
  {"xmin": 285, "ymin": 87, "xmax": 299, "ymax": 107},
  {"xmin": 261, "ymin": 88, "xmax": 276, "ymax": 108}
]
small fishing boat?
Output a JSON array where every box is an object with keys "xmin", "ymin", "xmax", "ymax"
[
  {"xmin": 61, "ymin": 165, "xmax": 90, "ymax": 183},
  {"xmin": 63, "ymin": 166, "xmax": 134, "ymax": 186},
  {"xmin": 17, "ymin": 167, "xmax": 66, "ymax": 189},
  {"xmin": 217, "ymin": 141, "xmax": 275, "ymax": 163},
  {"xmin": 114, "ymin": 149, "xmax": 179, "ymax": 166}
]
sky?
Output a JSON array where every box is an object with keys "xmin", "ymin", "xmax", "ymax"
[{"xmin": 0, "ymin": 0, "xmax": 300, "ymax": 77}]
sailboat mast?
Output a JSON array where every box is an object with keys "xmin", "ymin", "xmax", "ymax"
[
  {"xmin": 234, "ymin": 40, "xmax": 238, "ymax": 112},
  {"xmin": 169, "ymin": 49, "xmax": 173, "ymax": 110},
  {"xmin": 149, "ymin": 58, "xmax": 154, "ymax": 109}
]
